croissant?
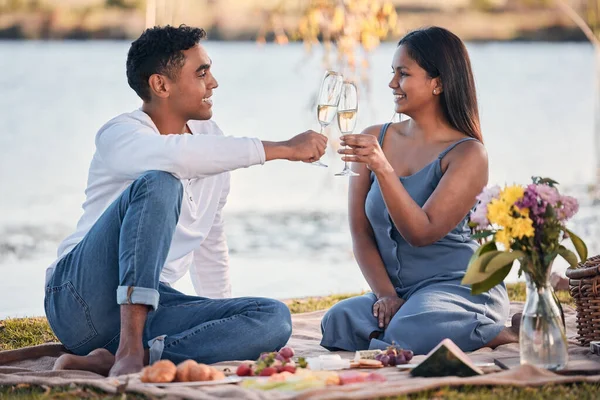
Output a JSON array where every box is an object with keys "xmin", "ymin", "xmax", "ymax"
[
  {"xmin": 140, "ymin": 360, "xmax": 177, "ymax": 383},
  {"xmin": 209, "ymin": 368, "xmax": 225, "ymax": 381},
  {"xmin": 189, "ymin": 363, "xmax": 212, "ymax": 381},
  {"xmin": 175, "ymin": 359, "xmax": 198, "ymax": 382}
]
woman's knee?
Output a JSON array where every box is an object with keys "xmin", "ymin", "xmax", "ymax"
[
  {"xmin": 382, "ymin": 316, "xmax": 439, "ymax": 355},
  {"xmin": 321, "ymin": 294, "xmax": 375, "ymax": 331}
]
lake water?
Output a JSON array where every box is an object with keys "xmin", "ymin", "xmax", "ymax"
[{"xmin": 0, "ymin": 40, "xmax": 597, "ymax": 319}]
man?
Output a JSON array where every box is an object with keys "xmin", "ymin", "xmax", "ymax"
[{"xmin": 46, "ymin": 25, "xmax": 327, "ymax": 376}]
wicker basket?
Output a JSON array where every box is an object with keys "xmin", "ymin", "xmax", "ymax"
[{"xmin": 565, "ymin": 255, "xmax": 600, "ymax": 346}]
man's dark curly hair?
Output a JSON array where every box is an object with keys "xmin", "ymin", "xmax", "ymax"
[{"xmin": 126, "ymin": 25, "xmax": 207, "ymax": 101}]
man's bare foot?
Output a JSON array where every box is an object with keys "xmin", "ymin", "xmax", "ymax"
[
  {"xmin": 109, "ymin": 352, "xmax": 145, "ymax": 377},
  {"xmin": 484, "ymin": 313, "xmax": 522, "ymax": 349},
  {"xmin": 53, "ymin": 348, "xmax": 115, "ymax": 376}
]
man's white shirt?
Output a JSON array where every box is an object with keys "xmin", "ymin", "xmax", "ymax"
[{"xmin": 45, "ymin": 109, "xmax": 266, "ymax": 298}]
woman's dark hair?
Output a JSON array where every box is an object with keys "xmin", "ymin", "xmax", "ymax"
[
  {"xmin": 398, "ymin": 27, "xmax": 482, "ymax": 142},
  {"xmin": 126, "ymin": 25, "xmax": 206, "ymax": 101}
]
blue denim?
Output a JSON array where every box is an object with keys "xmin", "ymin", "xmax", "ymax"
[{"xmin": 44, "ymin": 171, "xmax": 292, "ymax": 363}]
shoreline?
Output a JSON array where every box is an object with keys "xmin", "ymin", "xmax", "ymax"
[
  {"xmin": 0, "ymin": 8, "xmax": 588, "ymax": 42},
  {"xmin": 0, "ymin": 281, "xmax": 572, "ymax": 321}
]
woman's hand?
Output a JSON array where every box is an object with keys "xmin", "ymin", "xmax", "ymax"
[
  {"xmin": 339, "ymin": 134, "xmax": 393, "ymax": 174},
  {"xmin": 373, "ymin": 295, "xmax": 405, "ymax": 329}
]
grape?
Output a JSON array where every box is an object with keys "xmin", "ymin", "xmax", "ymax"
[
  {"xmin": 379, "ymin": 355, "xmax": 390, "ymax": 367},
  {"xmin": 275, "ymin": 353, "xmax": 286, "ymax": 362},
  {"xmin": 388, "ymin": 354, "xmax": 397, "ymax": 366},
  {"xmin": 395, "ymin": 353, "xmax": 407, "ymax": 365},
  {"xmin": 279, "ymin": 347, "xmax": 295, "ymax": 359},
  {"xmin": 386, "ymin": 348, "xmax": 396, "ymax": 356},
  {"xmin": 402, "ymin": 349, "xmax": 414, "ymax": 362},
  {"xmin": 374, "ymin": 354, "xmax": 384, "ymax": 362}
]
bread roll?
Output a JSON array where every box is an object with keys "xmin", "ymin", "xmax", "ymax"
[
  {"xmin": 189, "ymin": 363, "xmax": 212, "ymax": 381},
  {"xmin": 140, "ymin": 360, "xmax": 177, "ymax": 383},
  {"xmin": 175, "ymin": 359, "xmax": 198, "ymax": 382},
  {"xmin": 209, "ymin": 368, "xmax": 225, "ymax": 381}
]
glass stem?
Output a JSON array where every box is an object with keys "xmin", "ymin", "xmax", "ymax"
[
  {"xmin": 343, "ymin": 143, "xmax": 349, "ymax": 171},
  {"xmin": 343, "ymin": 130, "xmax": 352, "ymax": 171}
]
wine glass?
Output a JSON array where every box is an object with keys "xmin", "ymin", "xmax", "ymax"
[
  {"xmin": 335, "ymin": 81, "xmax": 359, "ymax": 177},
  {"xmin": 314, "ymin": 71, "xmax": 344, "ymax": 167}
]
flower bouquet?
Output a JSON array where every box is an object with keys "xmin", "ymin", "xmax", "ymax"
[{"xmin": 462, "ymin": 177, "xmax": 587, "ymax": 370}]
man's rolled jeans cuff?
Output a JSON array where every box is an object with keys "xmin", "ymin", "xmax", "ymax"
[
  {"xmin": 116, "ymin": 286, "xmax": 159, "ymax": 311},
  {"xmin": 148, "ymin": 335, "xmax": 166, "ymax": 365}
]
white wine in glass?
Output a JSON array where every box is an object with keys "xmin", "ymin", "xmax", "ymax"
[
  {"xmin": 317, "ymin": 105, "xmax": 338, "ymax": 127},
  {"xmin": 336, "ymin": 82, "xmax": 359, "ymax": 177},
  {"xmin": 314, "ymin": 71, "xmax": 343, "ymax": 167}
]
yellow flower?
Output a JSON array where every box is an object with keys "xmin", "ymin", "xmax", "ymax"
[
  {"xmin": 501, "ymin": 185, "xmax": 525, "ymax": 205},
  {"xmin": 487, "ymin": 199, "xmax": 512, "ymax": 227},
  {"xmin": 495, "ymin": 229, "xmax": 512, "ymax": 248},
  {"xmin": 511, "ymin": 217, "xmax": 535, "ymax": 239},
  {"xmin": 515, "ymin": 206, "xmax": 530, "ymax": 217}
]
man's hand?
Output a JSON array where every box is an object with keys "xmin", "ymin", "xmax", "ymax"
[
  {"xmin": 373, "ymin": 295, "xmax": 405, "ymax": 329},
  {"xmin": 263, "ymin": 130, "xmax": 327, "ymax": 162}
]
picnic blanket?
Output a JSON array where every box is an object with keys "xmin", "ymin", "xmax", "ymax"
[{"xmin": 1, "ymin": 302, "xmax": 600, "ymax": 399}]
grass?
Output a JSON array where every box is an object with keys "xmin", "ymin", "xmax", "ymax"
[
  {"xmin": 2, "ymin": 282, "xmax": 598, "ymax": 399},
  {"xmin": 0, "ymin": 317, "xmax": 57, "ymax": 352}
]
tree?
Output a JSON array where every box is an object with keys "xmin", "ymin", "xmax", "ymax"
[
  {"xmin": 258, "ymin": 0, "xmax": 399, "ymax": 90},
  {"xmin": 555, "ymin": 0, "xmax": 600, "ymax": 195}
]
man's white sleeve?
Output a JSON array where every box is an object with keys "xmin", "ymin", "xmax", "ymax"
[
  {"xmin": 190, "ymin": 173, "xmax": 232, "ymax": 298},
  {"xmin": 95, "ymin": 120, "xmax": 265, "ymax": 180}
]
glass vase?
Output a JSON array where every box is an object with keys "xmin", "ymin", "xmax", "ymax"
[{"xmin": 519, "ymin": 272, "xmax": 568, "ymax": 370}]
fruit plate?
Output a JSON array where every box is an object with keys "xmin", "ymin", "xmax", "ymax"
[
  {"xmin": 142, "ymin": 376, "xmax": 242, "ymax": 387},
  {"xmin": 396, "ymin": 362, "xmax": 495, "ymax": 370}
]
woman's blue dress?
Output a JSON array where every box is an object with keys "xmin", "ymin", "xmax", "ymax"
[{"xmin": 320, "ymin": 123, "xmax": 509, "ymax": 354}]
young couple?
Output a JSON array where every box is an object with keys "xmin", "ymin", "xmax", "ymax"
[{"xmin": 47, "ymin": 25, "xmax": 518, "ymax": 377}]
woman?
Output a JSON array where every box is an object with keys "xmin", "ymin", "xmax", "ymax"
[{"xmin": 321, "ymin": 27, "xmax": 517, "ymax": 355}]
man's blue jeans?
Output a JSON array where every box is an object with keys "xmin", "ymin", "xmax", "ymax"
[{"xmin": 44, "ymin": 171, "xmax": 292, "ymax": 364}]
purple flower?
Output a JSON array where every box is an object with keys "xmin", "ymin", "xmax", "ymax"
[
  {"xmin": 556, "ymin": 195, "xmax": 579, "ymax": 221},
  {"xmin": 515, "ymin": 184, "xmax": 538, "ymax": 209},
  {"xmin": 516, "ymin": 184, "xmax": 546, "ymax": 226},
  {"xmin": 477, "ymin": 185, "xmax": 501, "ymax": 205},
  {"xmin": 535, "ymin": 184, "xmax": 560, "ymax": 206},
  {"xmin": 470, "ymin": 185, "xmax": 500, "ymax": 229},
  {"xmin": 470, "ymin": 206, "xmax": 489, "ymax": 229}
]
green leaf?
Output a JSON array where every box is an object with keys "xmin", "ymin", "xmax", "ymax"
[
  {"xmin": 475, "ymin": 240, "xmax": 497, "ymax": 258},
  {"xmin": 532, "ymin": 177, "xmax": 559, "ymax": 187},
  {"xmin": 471, "ymin": 230, "xmax": 495, "ymax": 240},
  {"xmin": 565, "ymin": 228, "xmax": 588, "ymax": 263},
  {"xmin": 543, "ymin": 252, "xmax": 557, "ymax": 267},
  {"xmin": 463, "ymin": 251, "xmax": 501, "ymax": 284},
  {"xmin": 558, "ymin": 245, "xmax": 579, "ymax": 269},
  {"xmin": 467, "ymin": 241, "xmax": 497, "ymax": 271},
  {"xmin": 483, "ymin": 250, "xmax": 525, "ymax": 273},
  {"xmin": 463, "ymin": 250, "xmax": 524, "ymax": 285},
  {"xmin": 470, "ymin": 263, "xmax": 513, "ymax": 295},
  {"xmin": 479, "ymin": 251, "xmax": 503, "ymax": 272}
]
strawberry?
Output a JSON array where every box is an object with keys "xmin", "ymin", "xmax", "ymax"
[{"xmin": 259, "ymin": 367, "xmax": 277, "ymax": 376}]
